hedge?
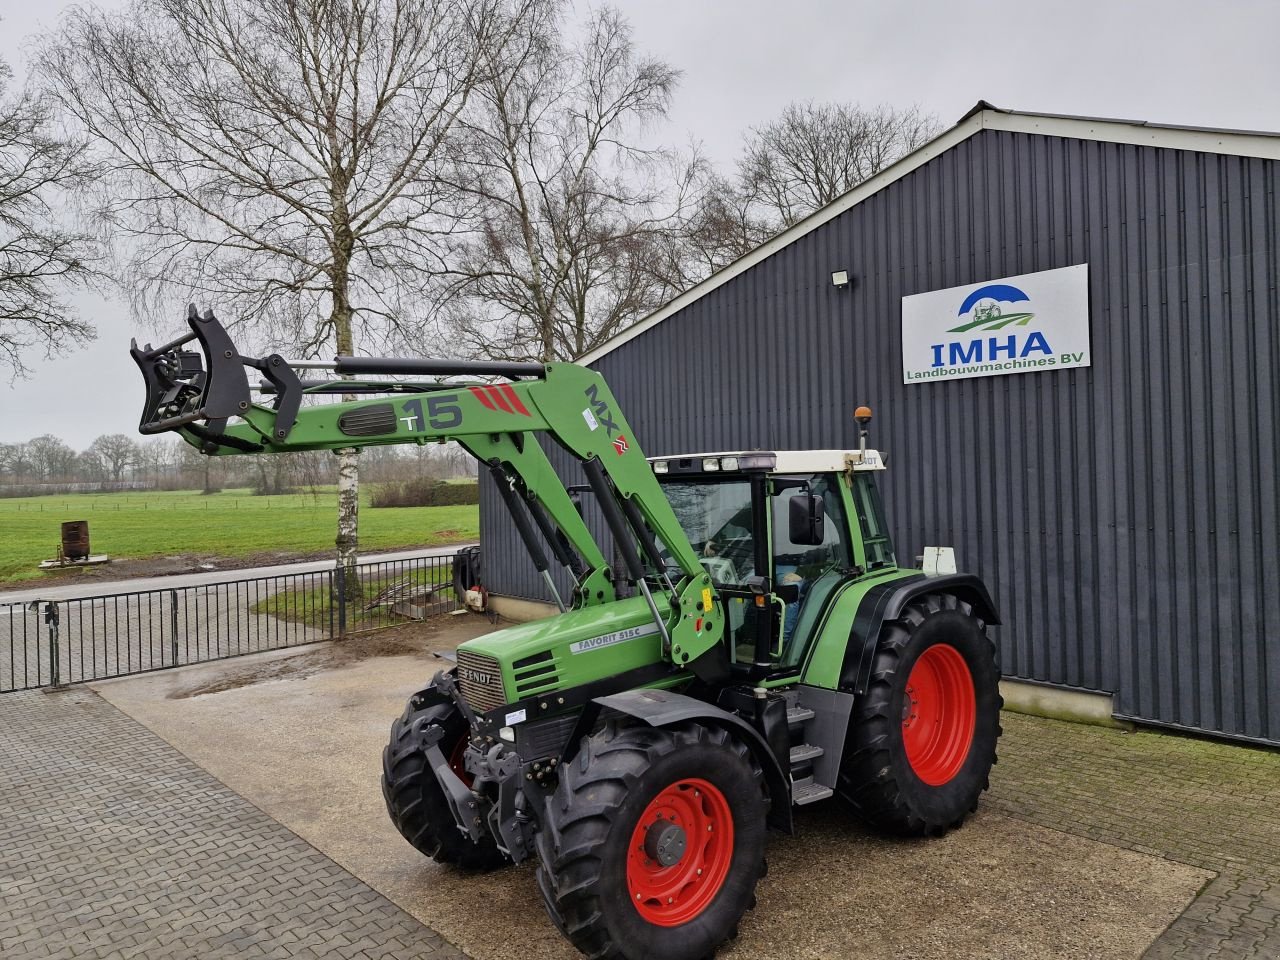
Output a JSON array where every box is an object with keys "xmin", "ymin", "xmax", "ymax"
[{"xmin": 371, "ymin": 478, "xmax": 479, "ymax": 508}]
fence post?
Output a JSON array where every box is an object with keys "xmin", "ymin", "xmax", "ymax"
[
  {"xmin": 44, "ymin": 602, "xmax": 61, "ymax": 688},
  {"xmin": 169, "ymin": 589, "xmax": 179, "ymax": 666},
  {"xmin": 335, "ymin": 566, "xmax": 347, "ymax": 637},
  {"xmin": 328, "ymin": 570, "xmax": 335, "ymax": 639}
]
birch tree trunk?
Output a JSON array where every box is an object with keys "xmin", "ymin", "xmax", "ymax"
[
  {"xmin": 332, "ymin": 232, "xmax": 361, "ymax": 600},
  {"xmin": 336, "ymin": 446, "xmax": 360, "ymax": 595}
]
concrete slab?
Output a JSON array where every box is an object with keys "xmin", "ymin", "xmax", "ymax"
[{"xmin": 94, "ymin": 619, "xmax": 1210, "ymax": 960}]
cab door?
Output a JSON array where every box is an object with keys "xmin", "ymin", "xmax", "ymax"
[{"xmin": 767, "ymin": 472, "xmax": 859, "ymax": 672}]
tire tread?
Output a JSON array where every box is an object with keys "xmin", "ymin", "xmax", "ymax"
[
  {"xmin": 837, "ymin": 593, "xmax": 1003, "ymax": 836},
  {"xmin": 535, "ymin": 722, "xmax": 767, "ymax": 960},
  {"xmin": 380, "ymin": 701, "xmax": 506, "ymax": 870}
]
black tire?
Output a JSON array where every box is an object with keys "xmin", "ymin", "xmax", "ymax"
[
  {"xmin": 381, "ymin": 699, "xmax": 507, "ymax": 870},
  {"xmin": 535, "ymin": 722, "xmax": 768, "ymax": 960},
  {"xmin": 837, "ymin": 592, "xmax": 1002, "ymax": 836}
]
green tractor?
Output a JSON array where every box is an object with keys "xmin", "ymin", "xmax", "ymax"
[{"xmin": 133, "ymin": 307, "xmax": 1003, "ymax": 960}]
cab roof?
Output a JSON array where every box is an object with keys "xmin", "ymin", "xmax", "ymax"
[{"xmin": 648, "ymin": 449, "xmax": 886, "ymax": 474}]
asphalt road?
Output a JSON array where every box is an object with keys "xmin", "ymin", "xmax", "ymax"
[{"xmin": 0, "ymin": 544, "xmax": 475, "ymax": 605}]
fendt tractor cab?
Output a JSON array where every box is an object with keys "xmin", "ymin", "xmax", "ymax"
[{"xmin": 132, "ymin": 308, "xmax": 1003, "ymax": 960}]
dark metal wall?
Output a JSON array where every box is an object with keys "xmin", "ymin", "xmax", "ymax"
[{"xmin": 482, "ymin": 128, "xmax": 1280, "ymax": 744}]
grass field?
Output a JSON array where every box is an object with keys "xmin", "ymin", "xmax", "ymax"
[{"xmin": 0, "ymin": 488, "xmax": 478, "ymax": 584}]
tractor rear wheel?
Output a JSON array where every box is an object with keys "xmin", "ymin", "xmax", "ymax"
[
  {"xmin": 381, "ymin": 699, "xmax": 506, "ymax": 870},
  {"xmin": 838, "ymin": 592, "xmax": 1001, "ymax": 835},
  {"xmin": 535, "ymin": 721, "xmax": 768, "ymax": 960}
]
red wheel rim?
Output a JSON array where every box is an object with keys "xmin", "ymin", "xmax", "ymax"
[
  {"xmin": 626, "ymin": 778, "xmax": 734, "ymax": 927},
  {"xmin": 448, "ymin": 736, "xmax": 473, "ymax": 788},
  {"xmin": 901, "ymin": 643, "xmax": 976, "ymax": 786}
]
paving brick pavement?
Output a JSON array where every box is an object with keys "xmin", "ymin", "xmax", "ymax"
[
  {"xmin": 0, "ymin": 687, "xmax": 467, "ymax": 960},
  {"xmin": 990, "ymin": 712, "xmax": 1280, "ymax": 959},
  {"xmin": 4, "ymin": 676, "xmax": 1276, "ymax": 960}
]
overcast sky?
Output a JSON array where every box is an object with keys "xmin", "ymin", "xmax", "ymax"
[{"xmin": 3, "ymin": 0, "xmax": 1279, "ymax": 447}]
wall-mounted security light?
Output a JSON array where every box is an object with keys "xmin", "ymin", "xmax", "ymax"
[{"xmin": 831, "ymin": 270, "xmax": 851, "ymax": 289}]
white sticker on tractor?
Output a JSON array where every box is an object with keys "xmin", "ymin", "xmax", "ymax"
[
  {"xmin": 569, "ymin": 623, "xmax": 659, "ymax": 655},
  {"xmin": 505, "ymin": 709, "xmax": 527, "ymax": 726},
  {"xmin": 582, "ymin": 407, "xmax": 599, "ymax": 431}
]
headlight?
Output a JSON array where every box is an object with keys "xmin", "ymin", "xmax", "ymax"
[
  {"xmin": 702, "ymin": 458, "xmax": 720, "ymax": 471},
  {"xmin": 736, "ymin": 453, "xmax": 777, "ymax": 471},
  {"xmin": 719, "ymin": 456, "xmax": 738, "ymax": 471},
  {"xmin": 652, "ymin": 460, "xmax": 668, "ymax": 474}
]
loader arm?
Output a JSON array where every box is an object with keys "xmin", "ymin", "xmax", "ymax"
[{"xmin": 130, "ymin": 307, "xmax": 725, "ymax": 680}]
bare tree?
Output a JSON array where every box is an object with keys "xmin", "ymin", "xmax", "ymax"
[
  {"xmin": 0, "ymin": 46, "xmax": 97, "ymax": 377},
  {"xmin": 88, "ymin": 433, "xmax": 140, "ymax": 482},
  {"xmin": 173, "ymin": 436, "xmax": 224, "ymax": 493},
  {"xmin": 133, "ymin": 437, "xmax": 170, "ymax": 487},
  {"xmin": 40, "ymin": 0, "xmax": 532, "ymax": 581},
  {"xmin": 0, "ymin": 441, "xmax": 32, "ymax": 483},
  {"xmin": 75, "ymin": 449, "xmax": 105, "ymax": 482},
  {"xmin": 440, "ymin": 5, "xmax": 697, "ymax": 362},
  {"xmin": 25, "ymin": 434, "xmax": 76, "ymax": 481},
  {"xmin": 738, "ymin": 101, "xmax": 940, "ymax": 231}
]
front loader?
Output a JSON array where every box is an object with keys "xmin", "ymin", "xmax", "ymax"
[{"xmin": 132, "ymin": 307, "xmax": 1003, "ymax": 960}]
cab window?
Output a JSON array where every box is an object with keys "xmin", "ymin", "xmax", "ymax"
[
  {"xmin": 659, "ymin": 480, "xmax": 757, "ymax": 588},
  {"xmin": 770, "ymin": 474, "xmax": 854, "ymax": 667},
  {"xmin": 852, "ymin": 473, "xmax": 896, "ymax": 569}
]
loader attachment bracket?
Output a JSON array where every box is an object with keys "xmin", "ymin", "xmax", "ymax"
[{"xmin": 130, "ymin": 304, "xmax": 300, "ymax": 447}]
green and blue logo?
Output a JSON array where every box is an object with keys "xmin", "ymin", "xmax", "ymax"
[
  {"xmin": 948, "ymin": 284, "xmax": 1035, "ymax": 331},
  {"xmin": 930, "ymin": 282, "xmax": 1052, "ymax": 368}
]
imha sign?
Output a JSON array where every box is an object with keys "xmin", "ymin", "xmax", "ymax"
[{"xmin": 901, "ymin": 264, "xmax": 1091, "ymax": 383}]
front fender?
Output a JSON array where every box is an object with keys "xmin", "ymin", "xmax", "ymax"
[{"xmin": 594, "ymin": 688, "xmax": 793, "ymax": 834}]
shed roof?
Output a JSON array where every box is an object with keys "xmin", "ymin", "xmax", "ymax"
[{"xmin": 578, "ymin": 101, "xmax": 1280, "ymax": 365}]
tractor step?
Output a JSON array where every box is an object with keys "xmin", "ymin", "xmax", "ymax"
[
  {"xmin": 789, "ymin": 743, "xmax": 824, "ymax": 765},
  {"xmin": 786, "ymin": 705, "xmax": 816, "ymax": 726},
  {"xmin": 791, "ymin": 780, "xmax": 835, "ymax": 805}
]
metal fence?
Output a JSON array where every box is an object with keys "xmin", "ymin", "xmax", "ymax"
[{"xmin": 1, "ymin": 554, "xmax": 458, "ymax": 692}]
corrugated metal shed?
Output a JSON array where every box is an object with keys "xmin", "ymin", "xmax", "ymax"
[{"xmin": 482, "ymin": 122, "xmax": 1280, "ymax": 745}]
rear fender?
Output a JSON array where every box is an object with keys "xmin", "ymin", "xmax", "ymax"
[
  {"xmin": 838, "ymin": 573, "xmax": 1001, "ymax": 694},
  {"xmin": 594, "ymin": 688, "xmax": 794, "ymax": 834}
]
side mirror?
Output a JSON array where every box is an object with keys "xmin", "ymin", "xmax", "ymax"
[{"xmin": 788, "ymin": 493, "xmax": 825, "ymax": 546}]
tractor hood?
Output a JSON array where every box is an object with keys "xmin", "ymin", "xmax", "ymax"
[{"xmin": 454, "ymin": 595, "xmax": 680, "ymax": 712}]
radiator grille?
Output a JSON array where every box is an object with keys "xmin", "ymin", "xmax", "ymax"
[
  {"xmin": 455, "ymin": 650, "xmax": 506, "ymax": 713},
  {"xmin": 512, "ymin": 650, "xmax": 561, "ymax": 698}
]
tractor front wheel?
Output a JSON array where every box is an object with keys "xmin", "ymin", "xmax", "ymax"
[
  {"xmin": 381, "ymin": 699, "xmax": 507, "ymax": 870},
  {"xmin": 535, "ymin": 722, "xmax": 768, "ymax": 960},
  {"xmin": 838, "ymin": 592, "xmax": 1002, "ymax": 835}
]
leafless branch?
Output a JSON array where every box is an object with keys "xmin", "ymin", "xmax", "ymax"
[
  {"xmin": 437, "ymin": 4, "xmax": 699, "ymax": 362},
  {"xmin": 739, "ymin": 100, "xmax": 941, "ymax": 231},
  {"xmin": 0, "ymin": 53, "xmax": 99, "ymax": 378},
  {"xmin": 36, "ymin": 0, "xmax": 528, "ymax": 357}
]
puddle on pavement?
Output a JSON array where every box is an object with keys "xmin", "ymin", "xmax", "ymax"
[{"xmin": 167, "ymin": 626, "xmax": 457, "ymax": 699}]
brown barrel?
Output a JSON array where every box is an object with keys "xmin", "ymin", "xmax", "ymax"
[{"xmin": 61, "ymin": 520, "xmax": 90, "ymax": 561}]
